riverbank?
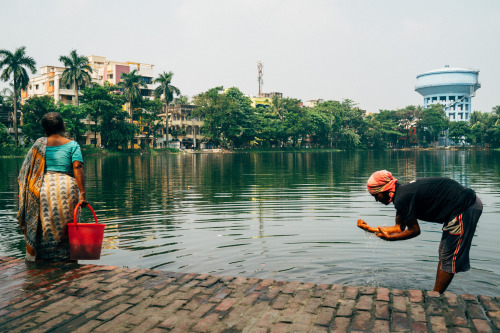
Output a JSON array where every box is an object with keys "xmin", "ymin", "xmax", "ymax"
[
  {"xmin": 0, "ymin": 256, "xmax": 498, "ymax": 332},
  {"xmin": 1, "ymin": 144, "xmax": 495, "ymax": 158}
]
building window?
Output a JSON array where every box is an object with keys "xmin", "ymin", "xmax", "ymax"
[
  {"xmin": 142, "ymin": 77, "xmax": 152, "ymax": 84},
  {"xmin": 109, "ymin": 74, "xmax": 113, "ymax": 79},
  {"xmin": 35, "ymin": 84, "xmax": 39, "ymax": 90},
  {"xmin": 465, "ymin": 113, "xmax": 469, "ymax": 120},
  {"xmin": 49, "ymin": 81, "xmax": 54, "ymax": 87},
  {"xmin": 465, "ymin": 105, "xmax": 469, "ymax": 111},
  {"xmin": 450, "ymin": 113, "xmax": 455, "ymax": 120},
  {"xmin": 458, "ymin": 113, "xmax": 463, "ymax": 120},
  {"xmin": 90, "ymin": 138, "xmax": 97, "ymax": 145},
  {"xmin": 141, "ymin": 89, "xmax": 152, "ymax": 97}
]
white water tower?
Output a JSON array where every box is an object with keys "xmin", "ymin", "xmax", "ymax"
[{"xmin": 415, "ymin": 66, "xmax": 480, "ymax": 121}]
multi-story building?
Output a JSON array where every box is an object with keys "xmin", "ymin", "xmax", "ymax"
[
  {"xmin": 22, "ymin": 55, "xmax": 155, "ymax": 104},
  {"xmin": 415, "ymin": 66, "xmax": 481, "ymax": 121},
  {"xmin": 21, "ymin": 56, "xmax": 156, "ymax": 147},
  {"xmin": 158, "ymin": 104, "xmax": 205, "ymax": 149},
  {"xmin": 87, "ymin": 55, "xmax": 155, "ymax": 99}
]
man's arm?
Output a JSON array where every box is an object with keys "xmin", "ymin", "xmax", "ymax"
[
  {"xmin": 358, "ymin": 215, "xmax": 407, "ymax": 234},
  {"xmin": 357, "ymin": 219, "xmax": 379, "ymax": 233},
  {"xmin": 377, "ymin": 217, "xmax": 420, "ymax": 241},
  {"xmin": 378, "ymin": 215, "xmax": 407, "ymax": 234}
]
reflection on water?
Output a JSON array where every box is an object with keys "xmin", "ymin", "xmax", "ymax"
[{"xmin": 1, "ymin": 150, "xmax": 500, "ymax": 296}]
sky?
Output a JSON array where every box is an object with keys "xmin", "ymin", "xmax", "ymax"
[{"xmin": 1, "ymin": 0, "xmax": 500, "ymax": 114}]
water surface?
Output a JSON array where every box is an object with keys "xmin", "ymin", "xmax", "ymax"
[{"xmin": 1, "ymin": 150, "xmax": 499, "ymax": 296}]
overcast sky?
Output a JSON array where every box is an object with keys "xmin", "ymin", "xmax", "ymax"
[{"xmin": 1, "ymin": 0, "xmax": 499, "ymax": 114}]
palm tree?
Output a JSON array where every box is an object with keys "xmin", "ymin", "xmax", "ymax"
[
  {"xmin": 154, "ymin": 71, "xmax": 180, "ymax": 147},
  {"xmin": 118, "ymin": 69, "xmax": 147, "ymax": 121},
  {"xmin": 59, "ymin": 50, "xmax": 92, "ymax": 106},
  {"xmin": 0, "ymin": 46, "xmax": 37, "ymax": 146},
  {"xmin": 118, "ymin": 70, "xmax": 147, "ymax": 149}
]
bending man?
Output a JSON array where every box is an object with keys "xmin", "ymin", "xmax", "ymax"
[{"xmin": 358, "ymin": 170, "xmax": 482, "ymax": 293}]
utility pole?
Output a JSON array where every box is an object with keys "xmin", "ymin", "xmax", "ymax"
[{"xmin": 257, "ymin": 61, "xmax": 263, "ymax": 97}]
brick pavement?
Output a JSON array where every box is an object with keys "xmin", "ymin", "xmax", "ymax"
[{"xmin": 0, "ymin": 256, "xmax": 498, "ymax": 332}]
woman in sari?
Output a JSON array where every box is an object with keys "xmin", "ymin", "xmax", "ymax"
[{"xmin": 18, "ymin": 112, "xmax": 87, "ymax": 261}]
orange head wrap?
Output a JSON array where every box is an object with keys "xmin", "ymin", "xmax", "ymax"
[{"xmin": 366, "ymin": 170, "xmax": 398, "ymax": 202}]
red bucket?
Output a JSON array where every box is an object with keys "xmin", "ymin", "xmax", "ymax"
[{"xmin": 68, "ymin": 203, "xmax": 106, "ymax": 260}]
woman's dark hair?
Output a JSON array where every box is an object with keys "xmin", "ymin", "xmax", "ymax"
[{"xmin": 41, "ymin": 112, "xmax": 66, "ymax": 136}]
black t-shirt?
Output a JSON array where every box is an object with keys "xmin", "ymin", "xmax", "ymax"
[{"xmin": 393, "ymin": 177, "xmax": 476, "ymax": 224}]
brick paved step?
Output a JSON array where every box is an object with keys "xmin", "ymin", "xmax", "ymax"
[{"xmin": 0, "ymin": 256, "xmax": 498, "ymax": 332}]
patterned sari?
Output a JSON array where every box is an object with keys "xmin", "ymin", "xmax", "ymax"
[{"xmin": 18, "ymin": 137, "xmax": 80, "ymax": 261}]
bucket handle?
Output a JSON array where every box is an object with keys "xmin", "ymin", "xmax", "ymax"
[{"xmin": 73, "ymin": 202, "xmax": 98, "ymax": 226}]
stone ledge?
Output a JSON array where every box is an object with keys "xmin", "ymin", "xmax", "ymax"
[{"xmin": 0, "ymin": 256, "xmax": 498, "ymax": 332}]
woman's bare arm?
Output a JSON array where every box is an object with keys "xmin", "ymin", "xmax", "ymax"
[{"xmin": 73, "ymin": 161, "xmax": 88, "ymax": 207}]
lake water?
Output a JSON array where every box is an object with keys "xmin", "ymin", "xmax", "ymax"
[{"xmin": 1, "ymin": 150, "xmax": 499, "ymax": 296}]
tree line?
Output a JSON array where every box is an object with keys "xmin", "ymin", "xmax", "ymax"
[
  {"xmin": 1, "ymin": 46, "xmax": 500, "ymax": 153},
  {"xmin": 192, "ymin": 87, "xmax": 500, "ymax": 149}
]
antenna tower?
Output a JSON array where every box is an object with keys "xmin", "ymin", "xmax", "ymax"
[{"xmin": 257, "ymin": 61, "xmax": 263, "ymax": 97}]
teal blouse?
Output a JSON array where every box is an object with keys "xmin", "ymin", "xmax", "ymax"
[{"xmin": 45, "ymin": 141, "xmax": 84, "ymax": 173}]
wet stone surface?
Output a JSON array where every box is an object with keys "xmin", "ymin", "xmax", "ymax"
[{"xmin": 0, "ymin": 256, "xmax": 499, "ymax": 332}]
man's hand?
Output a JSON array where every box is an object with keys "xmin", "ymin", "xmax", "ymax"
[
  {"xmin": 357, "ymin": 219, "xmax": 378, "ymax": 233},
  {"xmin": 357, "ymin": 219, "xmax": 372, "ymax": 231},
  {"xmin": 376, "ymin": 227, "xmax": 390, "ymax": 239}
]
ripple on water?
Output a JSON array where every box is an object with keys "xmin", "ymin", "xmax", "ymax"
[{"xmin": 1, "ymin": 151, "xmax": 500, "ymax": 296}]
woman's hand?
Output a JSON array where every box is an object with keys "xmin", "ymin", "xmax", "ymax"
[{"xmin": 79, "ymin": 193, "xmax": 88, "ymax": 207}]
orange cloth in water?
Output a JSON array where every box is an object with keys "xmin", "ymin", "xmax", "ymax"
[{"xmin": 366, "ymin": 170, "xmax": 398, "ymax": 201}]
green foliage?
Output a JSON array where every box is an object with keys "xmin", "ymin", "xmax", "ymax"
[
  {"xmin": 118, "ymin": 69, "xmax": 147, "ymax": 110},
  {"xmin": 80, "ymin": 84, "xmax": 137, "ymax": 149},
  {"xmin": 0, "ymin": 87, "xmax": 14, "ymax": 109},
  {"xmin": 363, "ymin": 113, "xmax": 402, "ymax": 150},
  {"xmin": 57, "ymin": 103, "xmax": 88, "ymax": 142},
  {"xmin": 418, "ymin": 104, "xmax": 449, "ymax": 146},
  {"xmin": 21, "ymin": 96, "xmax": 57, "ymax": 144},
  {"xmin": 311, "ymin": 99, "xmax": 366, "ymax": 149},
  {"xmin": 0, "ymin": 47, "xmax": 37, "ymax": 94},
  {"xmin": 0, "ymin": 122, "xmax": 12, "ymax": 144},
  {"xmin": 0, "ymin": 46, "xmax": 37, "ymax": 146},
  {"xmin": 282, "ymin": 98, "xmax": 307, "ymax": 147},
  {"xmin": 170, "ymin": 127, "xmax": 187, "ymax": 138},
  {"xmin": 154, "ymin": 71, "xmax": 181, "ymax": 105},
  {"xmin": 193, "ymin": 87, "xmax": 257, "ymax": 148},
  {"xmin": 136, "ymin": 98, "xmax": 164, "ymax": 147},
  {"xmin": 173, "ymin": 95, "xmax": 189, "ymax": 105},
  {"xmin": 448, "ymin": 121, "xmax": 470, "ymax": 145}
]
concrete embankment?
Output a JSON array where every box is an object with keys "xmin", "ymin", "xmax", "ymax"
[{"xmin": 0, "ymin": 256, "xmax": 498, "ymax": 332}]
